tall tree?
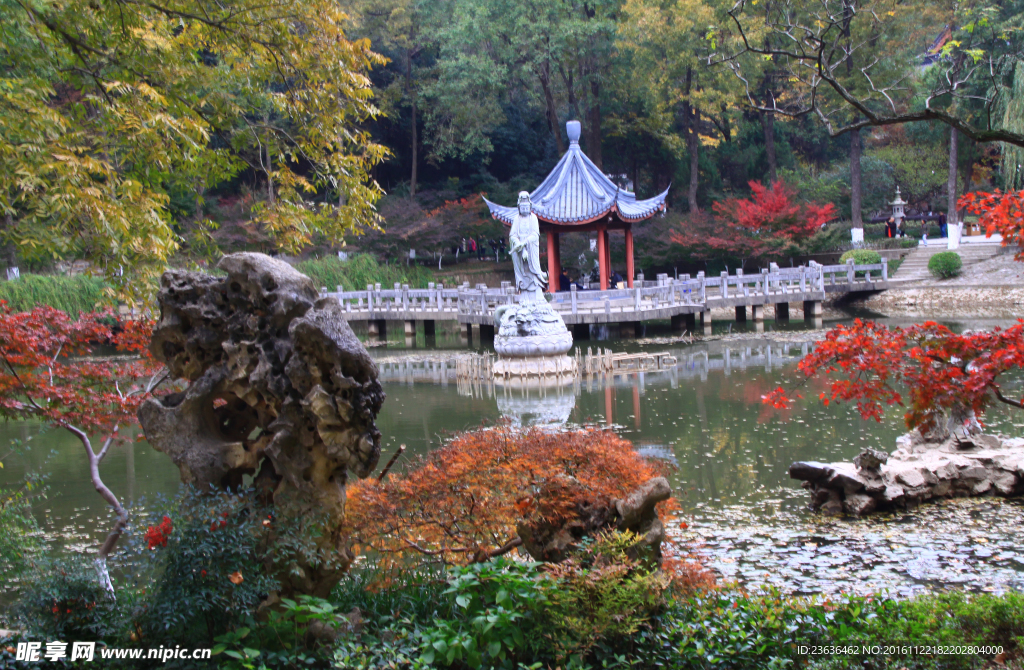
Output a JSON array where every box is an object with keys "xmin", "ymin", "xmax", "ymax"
[
  {"xmin": 725, "ymin": 0, "xmax": 1024, "ymax": 146},
  {"xmin": 619, "ymin": 0, "xmax": 739, "ymax": 211},
  {"xmin": 0, "ymin": 0, "xmax": 387, "ymax": 293}
]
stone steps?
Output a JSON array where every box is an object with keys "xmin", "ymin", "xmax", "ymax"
[{"xmin": 893, "ymin": 243, "xmax": 1004, "ymax": 281}]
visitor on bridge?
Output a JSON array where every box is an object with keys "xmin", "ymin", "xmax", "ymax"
[{"xmin": 559, "ymin": 270, "xmax": 571, "ymax": 291}]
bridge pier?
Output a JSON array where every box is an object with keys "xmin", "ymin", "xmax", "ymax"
[
  {"xmin": 368, "ymin": 319, "xmax": 387, "ymax": 341},
  {"xmin": 404, "ymin": 320, "xmax": 416, "ymax": 337},
  {"xmin": 775, "ymin": 302, "xmax": 790, "ymax": 322},
  {"xmin": 735, "ymin": 306, "xmax": 746, "ymax": 322},
  {"xmin": 751, "ymin": 305, "xmax": 764, "ymax": 322},
  {"xmin": 463, "ymin": 323, "xmax": 473, "ymax": 346},
  {"xmin": 803, "ymin": 300, "xmax": 822, "ymax": 318},
  {"xmin": 424, "ymin": 320, "xmax": 436, "ymax": 345},
  {"xmin": 573, "ymin": 323, "xmax": 590, "ymax": 340},
  {"xmin": 671, "ymin": 313, "xmax": 696, "ymax": 334},
  {"xmin": 479, "ymin": 323, "xmax": 495, "ymax": 341},
  {"xmin": 617, "ymin": 321, "xmax": 642, "ymax": 339},
  {"xmin": 700, "ymin": 310, "xmax": 712, "ymax": 335}
]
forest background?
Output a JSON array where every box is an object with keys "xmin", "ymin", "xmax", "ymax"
[{"xmin": 3, "ymin": 0, "xmax": 1024, "ymax": 292}]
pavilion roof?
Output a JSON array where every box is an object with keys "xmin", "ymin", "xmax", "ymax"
[{"xmin": 484, "ymin": 120, "xmax": 669, "ymax": 226}]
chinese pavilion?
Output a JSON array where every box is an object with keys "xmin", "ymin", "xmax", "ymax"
[{"xmin": 484, "ymin": 120, "xmax": 670, "ymax": 291}]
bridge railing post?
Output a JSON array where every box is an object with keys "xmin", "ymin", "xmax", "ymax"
[
  {"xmin": 761, "ymin": 268, "xmax": 769, "ymax": 299},
  {"xmin": 571, "ymin": 284, "xmax": 578, "ymax": 315},
  {"xmin": 882, "ymin": 257, "xmax": 888, "ymax": 281},
  {"xmin": 720, "ymin": 271, "xmax": 729, "ymax": 299},
  {"xmin": 847, "ymin": 259, "xmax": 855, "ymax": 284},
  {"xmin": 634, "ymin": 285, "xmax": 642, "ymax": 312}
]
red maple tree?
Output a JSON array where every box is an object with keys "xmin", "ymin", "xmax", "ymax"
[
  {"xmin": 671, "ymin": 180, "xmax": 836, "ymax": 270},
  {"xmin": 345, "ymin": 426, "xmax": 677, "ymax": 573},
  {"xmin": 0, "ymin": 304, "xmax": 166, "ymax": 589},
  {"xmin": 958, "ymin": 189, "xmax": 1024, "ymax": 259},
  {"xmin": 763, "ymin": 319, "xmax": 1024, "ymax": 432},
  {"xmin": 764, "ymin": 190, "xmax": 1024, "ymax": 432}
]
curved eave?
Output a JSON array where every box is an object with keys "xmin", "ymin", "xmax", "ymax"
[{"xmin": 485, "ymin": 186, "xmax": 669, "ymax": 226}]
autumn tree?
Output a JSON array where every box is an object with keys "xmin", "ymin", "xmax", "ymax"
[
  {"xmin": 764, "ymin": 191, "xmax": 1024, "ymax": 432},
  {"xmin": 0, "ymin": 305, "xmax": 165, "ymax": 589},
  {"xmin": 724, "ymin": 0, "xmax": 1024, "ymax": 146},
  {"xmin": 763, "ymin": 319, "xmax": 1024, "ymax": 435},
  {"xmin": 618, "ymin": 0, "xmax": 741, "ymax": 212},
  {"xmin": 671, "ymin": 180, "xmax": 835, "ymax": 269},
  {"xmin": 0, "ymin": 0, "xmax": 387, "ymax": 294},
  {"xmin": 345, "ymin": 426, "xmax": 674, "ymax": 570}
]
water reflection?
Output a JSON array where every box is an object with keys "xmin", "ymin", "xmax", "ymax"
[{"xmin": 370, "ymin": 331, "xmax": 1024, "ymax": 596}]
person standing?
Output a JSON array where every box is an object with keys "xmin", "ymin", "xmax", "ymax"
[{"xmin": 938, "ymin": 212, "xmax": 947, "ymax": 238}]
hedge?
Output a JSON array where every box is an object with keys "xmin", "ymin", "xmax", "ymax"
[
  {"xmin": 928, "ymin": 251, "xmax": 963, "ymax": 278},
  {"xmin": 838, "ymin": 249, "xmax": 882, "ymax": 265}
]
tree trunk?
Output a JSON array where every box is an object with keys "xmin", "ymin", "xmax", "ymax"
[
  {"xmin": 761, "ymin": 111, "xmax": 777, "ymax": 183},
  {"xmin": 3, "ymin": 212, "xmax": 16, "ymax": 269},
  {"xmin": 850, "ymin": 129, "xmax": 862, "ymax": 226},
  {"xmin": 407, "ymin": 53, "xmax": 418, "ymax": 197},
  {"xmin": 947, "ymin": 127, "xmax": 958, "ymax": 223},
  {"xmin": 539, "ymin": 67, "xmax": 565, "ymax": 155},
  {"xmin": 68, "ymin": 426, "xmax": 126, "ymax": 595},
  {"xmin": 683, "ymin": 67, "xmax": 699, "ymax": 212},
  {"xmin": 688, "ymin": 108, "xmax": 700, "ymax": 212},
  {"xmin": 588, "ymin": 79, "xmax": 602, "ymax": 169},
  {"xmin": 265, "ymin": 144, "xmax": 274, "ymax": 205}
]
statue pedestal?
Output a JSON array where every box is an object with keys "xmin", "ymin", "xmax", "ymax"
[{"xmin": 492, "ymin": 300, "xmax": 574, "ymax": 383}]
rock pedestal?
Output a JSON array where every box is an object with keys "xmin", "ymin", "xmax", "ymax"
[
  {"xmin": 790, "ymin": 432, "xmax": 1024, "ymax": 516},
  {"xmin": 492, "ymin": 300, "xmax": 575, "ymax": 382},
  {"xmin": 517, "ymin": 476, "xmax": 671, "ymax": 563},
  {"xmin": 138, "ymin": 253, "xmax": 384, "ymax": 596}
]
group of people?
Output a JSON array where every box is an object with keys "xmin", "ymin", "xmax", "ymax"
[
  {"xmin": 885, "ymin": 212, "xmax": 948, "ymax": 239},
  {"xmin": 450, "ymin": 237, "xmax": 507, "ymax": 262}
]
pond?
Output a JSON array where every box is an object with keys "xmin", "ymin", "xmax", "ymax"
[{"xmin": 2, "ymin": 313, "xmax": 1023, "ymax": 599}]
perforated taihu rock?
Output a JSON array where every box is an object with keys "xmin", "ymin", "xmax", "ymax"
[{"xmin": 138, "ymin": 253, "xmax": 384, "ymax": 596}]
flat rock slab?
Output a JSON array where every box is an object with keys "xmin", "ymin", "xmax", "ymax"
[{"xmin": 790, "ymin": 433, "xmax": 1024, "ymax": 516}]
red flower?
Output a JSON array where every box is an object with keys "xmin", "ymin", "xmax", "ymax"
[
  {"xmin": 201, "ymin": 569, "xmax": 207, "ymax": 577},
  {"xmin": 145, "ymin": 515, "xmax": 173, "ymax": 550}
]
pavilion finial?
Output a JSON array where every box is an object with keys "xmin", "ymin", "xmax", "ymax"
[{"xmin": 566, "ymin": 120, "xmax": 581, "ymax": 145}]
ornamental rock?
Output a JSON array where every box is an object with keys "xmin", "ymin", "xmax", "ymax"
[{"xmin": 138, "ymin": 253, "xmax": 384, "ymax": 596}]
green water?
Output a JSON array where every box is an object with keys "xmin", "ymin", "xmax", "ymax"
[{"xmin": 3, "ymin": 314, "xmax": 1023, "ymax": 597}]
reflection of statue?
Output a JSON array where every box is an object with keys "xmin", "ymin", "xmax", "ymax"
[{"xmin": 510, "ymin": 192, "xmax": 547, "ymax": 301}]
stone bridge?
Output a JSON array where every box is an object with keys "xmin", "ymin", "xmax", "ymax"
[{"xmin": 323, "ymin": 261, "xmax": 889, "ymax": 340}]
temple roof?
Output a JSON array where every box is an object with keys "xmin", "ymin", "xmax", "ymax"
[{"xmin": 484, "ymin": 120, "xmax": 669, "ymax": 226}]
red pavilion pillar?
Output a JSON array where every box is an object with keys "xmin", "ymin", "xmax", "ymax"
[
  {"xmin": 546, "ymin": 231, "xmax": 561, "ymax": 293},
  {"xmin": 625, "ymin": 226, "xmax": 635, "ymax": 288},
  {"xmin": 597, "ymin": 226, "xmax": 609, "ymax": 290}
]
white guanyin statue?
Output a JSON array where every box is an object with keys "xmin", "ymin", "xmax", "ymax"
[
  {"xmin": 492, "ymin": 193, "xmax": 574, "ymax": 378},
  {"xmin": 509, "ymin": 192, "xmax": 547, "ymax": 301}
]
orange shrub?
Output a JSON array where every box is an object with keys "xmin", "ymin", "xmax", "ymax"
[{"xmin": 346, "ymin": 426, "xmax": 675, "ymax": 568}]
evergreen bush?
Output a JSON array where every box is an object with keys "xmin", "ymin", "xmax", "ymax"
[
  {"xmin": 839, "ymin": 249, "xmax": 882, "ymax": 265},
  {"xmin": 928, "ymin": 251, "xmax": 963, "ymax": 278}
]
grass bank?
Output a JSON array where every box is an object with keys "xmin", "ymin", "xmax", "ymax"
[
  {"xmin": 295, "ymin": 254, "xmax": 435, "ymax": 292},
  {"xmin": 0, "ymin": 274, "xmax": 110, "ymax": 317}
]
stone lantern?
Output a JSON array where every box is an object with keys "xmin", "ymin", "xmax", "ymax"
[{"xmin": 890, "ymin": 187, "xmax": 907, "ymax": 225}]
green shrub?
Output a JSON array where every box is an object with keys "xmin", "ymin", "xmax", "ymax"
[
  {"xmin": 540, "ymin": 531, "xmax": 668, "ymax": 663},
  {"xmin": 0, "ymin": 274, "xmax": 110, "ymax": 316},
  {"xmin": 0, "ymin": 485, "xmax": 41, "ymax": 586},
  {"xmin": 296, "ymin": 253, "xmax": 434, "ymax": 292},
  {"xmin": 17, "ymin": 556, "xmax": 124, "ymax": 640},
  {"xmin": 137, "ymin": 489, "xmax": 280, "ymax": 646},
  {"xmin": 928, "ymin": 251, "xmax": 963, "ymax": 278},
  {"xmin": 839, "ymin": 249, "xmax": 882, "ymax": 265}
]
